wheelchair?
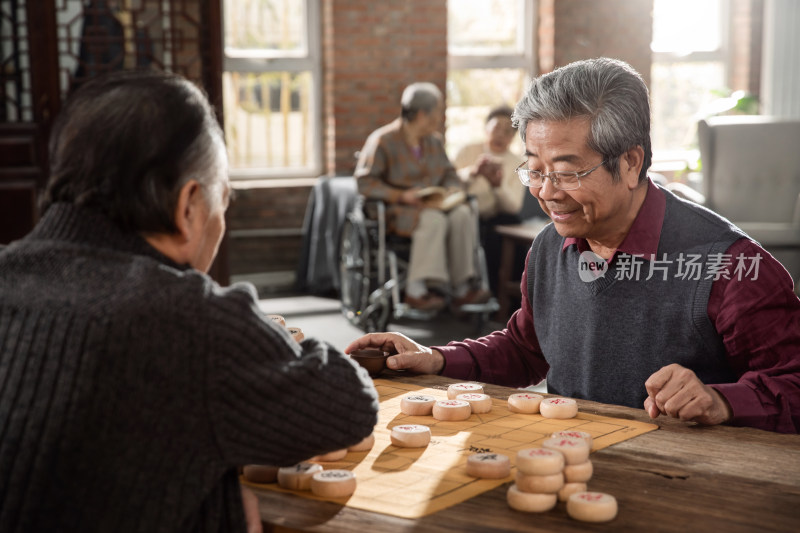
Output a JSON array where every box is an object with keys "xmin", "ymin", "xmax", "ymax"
[{"xmin": 339, "ymin": 195, "xmax": 498, "ymax": 332}]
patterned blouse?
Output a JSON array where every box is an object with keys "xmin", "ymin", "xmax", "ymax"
[{"xmin": 355, "ymin": 118, "xmax": 462, "ymax": 236}]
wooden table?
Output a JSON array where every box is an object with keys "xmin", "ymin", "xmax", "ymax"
[{"xmin": 252, "ymin": 374, "xmax": 800, "ymax": 532}]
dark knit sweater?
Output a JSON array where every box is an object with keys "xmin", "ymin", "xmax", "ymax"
[
  {"xmin": 528, "ymin": 190, "xmax": 744, "ymax": 408},
  {"xmin": 0, "ymin": 204, "xmax": 379, "ymax": 533}
]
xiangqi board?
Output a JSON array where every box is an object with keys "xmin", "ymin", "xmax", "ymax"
[{"xmin": 242, "ymin": 379, "xmax": 658, "ymax": 519}]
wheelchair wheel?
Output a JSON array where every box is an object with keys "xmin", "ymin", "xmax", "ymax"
[
  {"xmin": 339, "ymin": 213, "xmax": 372, "ymax": 324},
  {"xmin": 339, "ymin": 212, "xmax": 391, "ymax": 332}
]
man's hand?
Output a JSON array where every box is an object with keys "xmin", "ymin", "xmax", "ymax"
[
  {"xmin": 644, "ymin": 364, "xmax": 732, "ymax": 426},
  {"xmin": 345, "ymin": 332, "xmax": 444, "ymax": 375}
]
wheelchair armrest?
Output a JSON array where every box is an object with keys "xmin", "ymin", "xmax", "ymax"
[{"xmin": 361, "ymin": 197, "xmax": 386, "ymax": 223}]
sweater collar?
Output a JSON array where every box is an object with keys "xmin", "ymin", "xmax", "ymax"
[
  {"xmin": 27, "ymin": 203, "xmax": 189, "ymax": 270},
  {"xmin": 561, "ymin": 178, "xmax": 665, "ymax": 259}
]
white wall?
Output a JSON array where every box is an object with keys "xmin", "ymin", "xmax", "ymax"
[{"xmin": 761, "ymin": 0, "xmax": 800, "ymax": 117}]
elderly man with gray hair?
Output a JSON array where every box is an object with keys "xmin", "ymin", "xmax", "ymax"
[
  {"xmin": 356, "ymin": 82, "xmax": 491, "ymax": 311},
  {"xmin": 347, "ymin": 58, "xmax": 800, "ymax": 434},
  {"xmin": 0, "ymin": 69, "xmax": 379, "ymax": 532}
]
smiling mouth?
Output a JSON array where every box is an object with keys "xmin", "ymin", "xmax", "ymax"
[{"xmin": 547, "ymin": 207, "xmax": 577, "ymax": 221}]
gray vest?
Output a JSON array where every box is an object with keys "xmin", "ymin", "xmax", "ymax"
[{"xmin": 528, "ymin": 188, "xmax": 744, "ymax": 408}]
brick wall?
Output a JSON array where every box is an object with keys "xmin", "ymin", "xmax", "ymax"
[
  {"xmin": 543, "ymin": 0, "xmax": 653, "ymax": 84},
  {"xmin": 323, "ymin": 0, "xmax": 448, "ymax": 176},
  {"xmin": 730, "ymin": 0, "xmax": 763, "ymax": 95},
  {"xmin": 226, "ymin": 181, "xmax": 313, "ymax": 276}
]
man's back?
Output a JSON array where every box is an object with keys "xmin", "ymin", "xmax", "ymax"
[
  {"xmin": 0, "ymin": 204, "xmax": 378, "ymax": 532},
  {"xmin": 0, "ymin": 203, "xmax": 261, "ymax": 532}
]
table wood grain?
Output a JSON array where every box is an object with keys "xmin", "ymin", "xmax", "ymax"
[{"xmin": 253, "ymin": 374, "xmax": 800, "ymax": 533}]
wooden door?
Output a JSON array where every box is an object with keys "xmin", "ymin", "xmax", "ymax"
[
  {"xmin": 0, "ymin": 0, "xmax": 228, "ymax": 283},
  {"xmin": 0, "ymin": 1, "xmax": 57, "ymax": 243}
]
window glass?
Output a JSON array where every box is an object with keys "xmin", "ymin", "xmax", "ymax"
[
  {"xmin": 448, "ymin": 0, "xmax": 524, "ymax": 55},
  {"xmin": 446, "ymin": 0, "xmax": 532, "ymax": 158},
  {"xmin": 651, "ymin": 62, "xmax": 725, "ymax": 156},
  {"xmin": 446, "ymin": 68, "xmax": 526, "ymax": 155},
  {"xmin": 222, "ymin": 0, "xmax": 319, "ymax": 177},
  {"xmin": 224, "ymin": 0, "xmax": 306, "ymax": 55},
  {"xmin": 650, "ymin": 0, "xmax": 727, "ymax": 167},
  {"xmin": 652, "ymin": 0, "xmax": 722, "ymax": 53},
  {"xmin": 223, "ymin": 71, "xmax": 313, "ymax": 169}
]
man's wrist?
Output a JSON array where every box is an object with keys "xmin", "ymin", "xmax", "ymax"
[
  {"xmin": 432, "ymin": 349, "xmax": 446, "ymax": 375},
  {"xmin": 709, "ymin": 386, "xmax": 733, "ymax": 424}
]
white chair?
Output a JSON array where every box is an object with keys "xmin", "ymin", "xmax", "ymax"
[{"xmin": 697, "ymin": 115, "xmax": 800, "ymax": 286}]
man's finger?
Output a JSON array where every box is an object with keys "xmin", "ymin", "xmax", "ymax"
[
  {"xmin": 345, "ymin": 333, "xmax": 401, "ymax": 354},
  {"xmin": 387, "ymin": 352, "xmax": 424, "ymax": 372},
  {"xmin": 643, "ymin": 396, "xmax": 662, "ymax": 419},
  {"xmin": 386, "ymin": 354, "xmax": 406, "ymax": 370},
  {"xmin": 673, "ymin": 393, "xmax": 709, "ymax": 422},
  {"xmin": 644, "ymin": 365, "xmax": 674, "ymax": 397}
]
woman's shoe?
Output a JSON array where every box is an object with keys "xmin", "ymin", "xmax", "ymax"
[
  {"xmin": 404, "ymin": 293, "xmax": 446, "ymax": 311},
  {"xmin": 452, "ymin": 288, "xmax": 492, "ymax": 308}
]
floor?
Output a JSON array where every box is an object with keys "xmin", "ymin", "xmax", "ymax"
[
  {"xmin": 257, "ymin": 293, "xmax": 547, "ymax": 393},
  {"xmin": 256, "ymin": 294, "xmax": 499, "ymax": 353}
]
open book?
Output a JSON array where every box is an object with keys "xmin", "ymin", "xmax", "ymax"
[{"xmin": 415, "ymin": 186, "xmax": 467, "ymax": 212}]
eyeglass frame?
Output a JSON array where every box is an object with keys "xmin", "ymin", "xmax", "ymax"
[{"xmin": 515, "ymin": 160, "xmax": 607, "ymax": 191}]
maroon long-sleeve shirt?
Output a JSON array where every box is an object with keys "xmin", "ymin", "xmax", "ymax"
[{"xmin": 438, "ymin": 182, "xmax": 800, "ymax": 433}]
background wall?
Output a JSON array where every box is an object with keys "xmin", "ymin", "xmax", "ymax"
[
  {"xmin": 323, "ymin": 0, "xmax": 449, "ymax": 174},
  {"xmin": 541, "ymin": 0, "xmax": 653, "ymax": 83},
  {"xmin": 228, "ymin": 0, "xmax": 450, "ymax": 286},
  {"xmin": 225, "ymin": 0, "xmax": 762, "ymax": 293}
]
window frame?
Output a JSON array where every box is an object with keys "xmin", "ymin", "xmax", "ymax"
[
  {"xmin": 222, "ymin": 0, "xmax": 322, "ymax": 180},
  {"xmin": 445, "ymin": 0, "xmax": 536, "ymax": 156},
  {"xmin": 650, "ymin": 0, "xmax": 732, "ymax": 169},
  {"xmin": 447, "ymin": 0, "xmax": 536, "ymax": 72}
]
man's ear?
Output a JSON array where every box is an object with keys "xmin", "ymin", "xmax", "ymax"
[
  {"xmin": 620, "ymin": 145, "xmax": 645, "ymax": 190},
  {"xmin": 173, "ymin": 179, "xmax": 203, "ymax": 243}
]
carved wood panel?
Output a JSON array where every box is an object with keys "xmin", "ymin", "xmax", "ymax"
[{"xmin": 0, "ymin": 0, "xmax": 226, "ymax": 282}]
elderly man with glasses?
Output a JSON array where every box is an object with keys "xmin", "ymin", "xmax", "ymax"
[{"xmin": 347, "ymin": 58, "xmax": 800, "ymax": 434}]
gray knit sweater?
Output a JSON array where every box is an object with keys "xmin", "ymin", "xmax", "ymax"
[
  {"xmin": 0, "ymin": 204, "xmax": 379, "ymax": 533},
  {"xmin": 528, "ymin": 189, "xmax": 742, "ymax": 407}
]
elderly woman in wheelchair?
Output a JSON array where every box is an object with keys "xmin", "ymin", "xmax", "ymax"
[{"xmin": 354, "ymin": 82, "xmax": 492, "ymax": 314}]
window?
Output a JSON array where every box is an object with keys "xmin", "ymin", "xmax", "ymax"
[
  {"xmin": 222, "ymin": 0, "xmax": 321, "ymax": 178},
  {"xmin": 650, "ymin": 0, "xmax": 730, "ymax": 170},
  {"xmin": 446, "ymin": 0, "xmax": 534, "ymax": 157}
]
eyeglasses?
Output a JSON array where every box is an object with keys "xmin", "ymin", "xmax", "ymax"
[{"xmin": 515, "ymin": 160, "xmax": 607, "ymax": 191}]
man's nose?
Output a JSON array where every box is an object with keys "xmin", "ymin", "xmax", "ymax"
[{"xmin": 536, "ymin": 177, "xmax": 558, "ymax": 200}]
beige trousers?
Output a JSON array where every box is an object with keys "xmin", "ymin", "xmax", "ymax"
[{"xmin": 407, "ymin": 204, "xmax": 477, "ymax": 288}]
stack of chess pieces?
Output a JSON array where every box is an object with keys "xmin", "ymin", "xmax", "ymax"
[
  {"xmin": 393, "ymin": 383, "xmax": 617, "ymax": 523},
  {"xmin": 267, "ymin": 314, "xmax": 304, "ymax": 343},
  {"xmin": 241, "ymin": 313, "xmax": 368, "ymax": 498},
  {"xmin": 241, "ymin": 433, "xmax": 374, "ymax": 499}
]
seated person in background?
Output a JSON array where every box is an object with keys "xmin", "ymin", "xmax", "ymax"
[
  {"xmin": 346, "ymin": 58, "xmax": 800, "ymax": 434},
  {"xmin": 0, "ymin": 69, "xmax": 379, "ymax": 533},
  {"xmin": 453, "ymin": 105, "xmax": 527, "ymax": 293},
  {"xmin": 355, "ymin": 82, "xmax": 490, "ymax": 312},
  {"xmin": 453, "ymin": 105, "xmax": 525, "ymax": 220}
]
